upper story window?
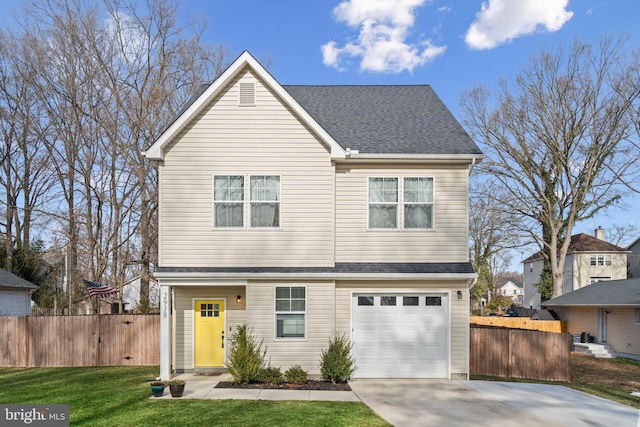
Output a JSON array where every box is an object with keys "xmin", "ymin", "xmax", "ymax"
[
  {"xmin": 590, "ymin": 254, "xmax": 612, "ymax": 266},
  {"xmin": 213, "ymin": 175, "xmax": 244, "ymax": 228},
  {"xmin": 368, "ymin": 177, "xmax": 434, "ymax": 230},
  {"xmin": 213, "ymin": 174, "xmax": 280, "ymax": 229},
  {"xmin": 250, "ymin": 175, "xmax": 280, "ymax": 228}
]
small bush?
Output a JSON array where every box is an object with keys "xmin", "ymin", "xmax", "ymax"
[
  {"xmin": 168, "ymin": 379, "xmax": 185, "ymax": 386},
  {"xmin": 319, "ymin": 334, "xmax": 356, "ymax": 384},
  {"xmin": 257, "ymin": 366, "xmax": 283, "ymax": 385},
  {"xmin": 225, "ymin": 324, "xmax": 267, "ymax": 384},
  {"xmin": 284, "ymin": 365, "xmax": 307, "ymax": 385}
]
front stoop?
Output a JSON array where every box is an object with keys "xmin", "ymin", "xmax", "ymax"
[{"xmin": 573, "ymin": 342, "xmax": 615, "ymax": 358}]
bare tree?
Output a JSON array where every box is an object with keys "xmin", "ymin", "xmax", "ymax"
[{"xmin": 460, "ymin": 36, "xmax": 640, "ymax": 298}]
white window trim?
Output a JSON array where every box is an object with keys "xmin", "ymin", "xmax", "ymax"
[
  {"xmin": 212, "ymin": 174, "xmax": 245, "ymax": 229},
  {"xmin": 274, "ymin": 285, "xmax": 307, "ymax": 340},
  {"xmin": 212, "ymin": 174, "xmax": 282, "ymax": 230},
  {"xmin": 590, "ymin": 254, "xmax": 612, "ymax": 266},
  {"xmin": 366, "ymin": 176, "xmax": 435, "ymax": 231}
]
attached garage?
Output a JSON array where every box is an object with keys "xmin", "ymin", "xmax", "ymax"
[{"xmin": 352, "ymin": 292, "xmax": 449, "ymax": 378}]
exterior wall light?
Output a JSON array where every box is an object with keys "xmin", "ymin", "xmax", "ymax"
[
  {"xmin": 457, "ymin": 290, "xmax": 463, "ymax": 300},
  {"xmin": 236, "ymin": 295, "xmax": 242, "ymax": 304}
]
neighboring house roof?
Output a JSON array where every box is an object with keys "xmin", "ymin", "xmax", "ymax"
[
  {"xmin": 498, "ymin": 277, "xmax": 523, "ymax": 288},
  {"xmin": 146, "ymin": 51, "xmax": 483, "ymax": 162},
  {"xmin": 523, "ymin": 233, "xmax": 627, "ymax": 263},
  {"xmin": 283, "ymin": 85, "xmax": 482, "ymax": 156},
  {"xmin": 628, "ymin": 236, "xmax": 640, "ymax": 251},
  {"xmin": 155, "ymin": 262, "xmax": 475, "ymax": 279},
  {"xmin": 541, "ymin": 278, "xmax": 640, "ymax": 307},
  {"xmin": 0, "ymin": 267, "xmax": 38, "ymax": 290}
]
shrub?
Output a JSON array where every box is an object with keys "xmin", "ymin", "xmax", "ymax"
[
  {"xmin": 257, "ymin": 366, "xmax": 283, "ymax": 385},
  {"xmin": 225, "ymin": 324, "xmax": 267, "ymax": 384},
  {"xmin": 168, "ymin": 379, "xmax": 185, "ymax": 386},
  {"xmin": 319, "ymin": 334, "xmax": 356, "ymax": 384},
  {"xmin": 284, "ymin": 365, "xmax": 307, "ymax": 385}
]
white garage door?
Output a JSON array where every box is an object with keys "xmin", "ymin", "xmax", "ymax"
[{"xmin": 352, "ymin": 293, "xmax": 449, "ymax": 378}]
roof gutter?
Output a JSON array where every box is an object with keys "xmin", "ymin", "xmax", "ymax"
[{"xmin": 153, "ymin": 271, "xmax": 478, "ymax": 282}]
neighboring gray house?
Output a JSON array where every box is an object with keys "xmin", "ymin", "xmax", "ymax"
[
  {"xmin": 627, "ymin": 236, "xmax": 640, "ymax": 279},
  {"xmin": 0, "ymin": 268, "xmax": 37, "ymax": 316},
  {"xmin": 145, "ymin": 51, "xmax": 483, "ymax": 380},
  {"xmin": 542, "ymin": 277, "xmax": 640, "ymax": 360},
  {"xmin": 523, "ymin": 229, "xmax": 628, "ymax": 309}
]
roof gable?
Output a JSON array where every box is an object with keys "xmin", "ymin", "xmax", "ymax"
[
  {"xmin": 145, "ymin": 51, "xmax": 346, "ymax": 161},
  {"xmin": 523, "ymin": 233, "xmax": 627, "ymax": 263}
]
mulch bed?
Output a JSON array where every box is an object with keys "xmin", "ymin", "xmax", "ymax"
[{"xmin": 215, "ymin": 380, "xmax": 351, "ymax": 391}]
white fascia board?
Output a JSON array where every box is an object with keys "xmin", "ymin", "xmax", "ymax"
[
  {"xmin": 145, "ymin": 51, "xmax": 345, "ymax": 161},
  {"xmin": 154, "ymin": 271, "xmax": 477, "ymax": 282},
  {"xmin": 338, "ymin": 153, "xmax": 485, "ymax": 164}
]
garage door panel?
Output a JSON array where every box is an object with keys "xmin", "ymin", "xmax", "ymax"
[{"xmin": 352, "ymin": 292, "xmax": 449, "ymax": 378}]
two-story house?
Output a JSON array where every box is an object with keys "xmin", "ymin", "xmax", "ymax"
[
  {"xmin": 497, "ymin": 278, "xmax": 523, "ymax": 306},
  {"xmin": 145, "ymin": 51, "xmax": 483, "ymax": 380},
  {"xmin": 523, "ymin": 228, "xmax": 628, "ymax": 309}
]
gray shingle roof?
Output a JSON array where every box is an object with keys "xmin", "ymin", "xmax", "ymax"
[
  {"xmin": 0, "ymin": 268, "xmax": 38, "ymax": 289},
  {"xmin": 541, "ymin": 278, "xmax": 640, "ymax": 307},
  {"xmin": 283, "ymin": 85, "xmax": 482, "ymax": 155},
  {"xmin": 156, "ymin": 262, "xmax": 475, "ymax": 275},
  {"xmin": 523, "ymin": 233, "xmax": 627, "ymax": 263}
]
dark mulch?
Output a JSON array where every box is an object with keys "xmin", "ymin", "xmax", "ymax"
[{"xmin": 215, "ymin": 380, "xmax": 351, "ymax": 391}]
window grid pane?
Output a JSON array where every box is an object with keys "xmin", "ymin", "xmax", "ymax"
[
  {"xmin": 275, "ymin": 286, "xmax": 306, "ymax": 338},
  {"xmin": 404, "ymin": 177, "xmax": 434, "ymax": 229},
  {"xmin": 250, "ymin": 176, "xmax": 280, "ymax": 227},
  {"xmin": 214, "ymin": 175, "xmax": 244, "ymax": 227}
]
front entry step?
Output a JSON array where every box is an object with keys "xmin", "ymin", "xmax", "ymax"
[{"xmin": 573, "ymin": 343, "xmax": 615, "ymax": 358}]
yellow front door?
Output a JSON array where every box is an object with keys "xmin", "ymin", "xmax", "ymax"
[{"xmin": 194, "ymin": 300, "xmax": 225, "ymax": 366}]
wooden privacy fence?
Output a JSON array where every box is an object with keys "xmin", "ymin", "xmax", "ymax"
[
  {"xmin": 0, "ymin": 315, "xmax": 159, "ymax": 368},
  {"xmin": 470, "ymin": 326, "xmax": 571, "ymax": 381},
  {"xmin": 470, "ymin": 316, "xmax": 567, "ymax": 333}
]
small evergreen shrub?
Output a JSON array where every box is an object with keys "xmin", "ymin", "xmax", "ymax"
[
  {"xmin": 319, "ymin": 334, "xmax": 356, "ymax": 384},
  {"xmin": 257, "ymin": 366, "xmax": 283, "ymax": 385},
  {"xmin": 225, "ymin": 324, "xmax": 266, "ymax": 384},
  {"xmin": 284, "ymin": 365, "xmax": 308, "ymax": 385}
]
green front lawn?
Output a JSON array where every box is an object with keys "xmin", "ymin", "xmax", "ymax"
[{"xmin": 0, "ymin": 367, "xmax": 390, "ymax": 426}]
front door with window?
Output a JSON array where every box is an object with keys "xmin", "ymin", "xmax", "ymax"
[
  {"xmin": 599, "ymin": 308, "xmax": 608, "ymax": 343},
  {"xmin": 194, "ymin": 300, "xmax": 225, "ymax": 366}
]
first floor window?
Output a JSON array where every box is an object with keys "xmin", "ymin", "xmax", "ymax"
[
  {"xmin": 213, "ymin": 175, "xmax": 244, "ymax": 227},
  {"xmin": 275, "ymin": 286, "xmax": 305, "ymax": 338}
]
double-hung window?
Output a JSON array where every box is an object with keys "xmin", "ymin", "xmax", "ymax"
[
  {"xmin": 213, "ymin": 175, "xmax": 280, "ymax": 228},
  {"xmin": 368, "ymin": 177, "xmax": 434, "ymax": 229},
  {"xmin": 213, "ymin": 175, "xmax": 244, "ymax": 228},
  {"xmin": 250, "ymin": 175, "xmax": 280, "ymax": 228},
  {"xmin": 275, "ymin": 286, "xmax": 305, "ymax": 338},
  {"xmin": 368, "ymin": 177, "xmax": 398, "ymax": 229},
  {"xmin": 404, "ymin": 177, "xmax": 433, "ymax": 229}
]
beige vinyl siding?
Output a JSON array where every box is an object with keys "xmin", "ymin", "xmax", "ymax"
[
  {"xmin": 159, "ymin": 69, "xmax": 335, "ymax": 267},
  {"xmin": 173, "ymin": 286, "xmax": 246, "ymax": 371},
  {"xmin": 335, "ymin": 164, "xmax": 469, "ymax": 262},
  {"xmin": 570, "ymin": 253, "xmax": 628, "ymax": 292},
  {"xmin": 335, "ymin": 280, "xmax": 469, "ymax": 377},
  {"xmin": 555, "ymin": 307, "xmax": 599, "ymax": 336},
  {"xmin": 247, "ymin": 280, "xmax": 335, "ymax": 374},
  {"xmin": 604, "ymin": 308, "xmax": 640, "ymax": 357}
]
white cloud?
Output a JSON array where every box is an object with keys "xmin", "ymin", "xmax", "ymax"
[
  {"xmin": 322, "ymin": 0, "xmax": 446, "ymax": 73},
  {"xmin": 464, "ymin": 0, "xmax": 573, "ymax": 50}
]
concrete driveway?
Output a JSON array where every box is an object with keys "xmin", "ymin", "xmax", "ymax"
[{"xmin": 349, "ymin": 379, "xmax": 640, "ymax": 427}]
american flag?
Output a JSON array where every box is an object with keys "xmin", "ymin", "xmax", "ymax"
[{"xmin": 83, "ymin": 279, "xmax": 118, "ymax": 298}]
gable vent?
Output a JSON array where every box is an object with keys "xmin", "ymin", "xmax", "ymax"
[{"xmin": 238, "ymin": 82, "xmax": 256, "ymax": 106}]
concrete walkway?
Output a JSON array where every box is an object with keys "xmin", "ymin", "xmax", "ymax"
[{"xmin": 150, "ymin": 375, "xmax": 640, "ymax": 427}]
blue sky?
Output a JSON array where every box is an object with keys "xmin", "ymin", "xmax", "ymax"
[
  {"xmin": 5, "ymin": 0, "xmax": 640, "ymax": 263},
  {"xmin": 188, "ymin": 0, "xmax": 640, "ymax": 262}
]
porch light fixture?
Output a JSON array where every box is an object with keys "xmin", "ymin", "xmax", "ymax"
[
  {"xmin": 236, "ymin": 295, "xmax": 242, "ymax": 304},
  {"xmin": 457, "ymin": 291, "xmax": 462, "ymax": 300}
]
